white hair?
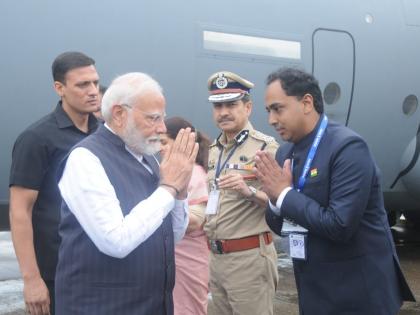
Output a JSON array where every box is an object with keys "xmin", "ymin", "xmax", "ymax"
[{"xmin": 101, "ymin": 72, "xmax": 163, "ymax": 123}]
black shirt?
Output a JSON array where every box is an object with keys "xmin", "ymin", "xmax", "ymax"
[{"xmin": 9, "ymin": 102, "xmax": 98, "ymax": 280}]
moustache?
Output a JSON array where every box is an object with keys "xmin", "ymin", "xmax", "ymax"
[
  {"xmin": 217, "ymin": 118, "xmax": 234, "ymax": 123},
  {"xmin": 146, "ymin": 136, "xmax": 161, "ymax": 142}
]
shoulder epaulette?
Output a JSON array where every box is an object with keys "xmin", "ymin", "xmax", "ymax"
[
  {"xmin": 249, "ymin": 129, "xmax": 276, "ymax": 144},
  {"xmin": 209, "ymin": 139, "xmax": 218, "ymax": 148}
]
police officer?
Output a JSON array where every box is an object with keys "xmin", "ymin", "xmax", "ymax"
[{"xmin": 204, "ymin": 71, "xmax": 279, "ymax": 315}]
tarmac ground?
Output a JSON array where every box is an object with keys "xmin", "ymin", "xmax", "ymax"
[{"xmin": 1, "ymin": 219, "xmax": 420, "ymax": 315}]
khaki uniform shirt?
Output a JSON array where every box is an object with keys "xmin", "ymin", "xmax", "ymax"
[{"xmin": 204, "ymin": 122, "xmax": 279, "ymax": 240}]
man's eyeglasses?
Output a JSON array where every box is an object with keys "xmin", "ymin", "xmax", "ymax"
[{"xmin": 122, "ymin": 104, "xmax": 166, "ymax": 125}]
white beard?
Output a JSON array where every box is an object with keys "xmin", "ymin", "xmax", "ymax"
[{"xmin": 121, "ymin": 116, "xmax": 161, "ymax": 156}]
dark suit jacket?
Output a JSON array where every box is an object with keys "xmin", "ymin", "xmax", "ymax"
[{"xmin": 266, "ymin": 119, "xmax": 415, "ymax": 315}]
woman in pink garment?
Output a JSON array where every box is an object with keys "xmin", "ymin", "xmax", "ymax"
[{"xmin": 160, "ymin": 117, "xmax": 210, "ymax": 315}]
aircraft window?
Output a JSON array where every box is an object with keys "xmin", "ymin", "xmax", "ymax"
[
  {"xmin": 323, "ymin": 82, "xmax": 341, "ymax": 105},
  {"xmin": 402, "ymin": 95, "xmax": 418, "ymax": 116},
  {"xmin": 365, "ymin": 13, "xmax": 374, "ymax": 24},
  {"xmin": 203, "ymin": 31, "xmax": 301, "ymax": 60}
]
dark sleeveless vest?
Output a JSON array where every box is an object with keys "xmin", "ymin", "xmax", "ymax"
[{"xmin": 55, "ymin": 124, "xmax": 175, "ymax": 315}]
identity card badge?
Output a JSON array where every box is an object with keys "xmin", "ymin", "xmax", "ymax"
[
  {"xmin": 289, "ymin": 233, "xmax": 307, "ymax": 260},
  {"xmin": 206, "ymin": 180, "xmax": 220, "ymax": 215},
  {"xmin": 206, "ymin": 190, "xmax": 220, "ymax": 215}
]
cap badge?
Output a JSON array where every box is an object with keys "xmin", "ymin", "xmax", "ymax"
[{"xmin": 215, "ymin": 73, "xmax": 228, "ymax": 89}]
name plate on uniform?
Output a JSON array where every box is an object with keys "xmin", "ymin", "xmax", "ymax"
[
  {"xmin": 289, "ymin": 233, "xmax": 307, "ymax": 260},
  {"xmin": 206, "ymin": 190, "xmax": 220, "ymax": 215}
]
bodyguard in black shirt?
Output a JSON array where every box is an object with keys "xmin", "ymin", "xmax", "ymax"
[{"xmin": 9, "ymin": 51, "xmax": 99, "ymax": 315}]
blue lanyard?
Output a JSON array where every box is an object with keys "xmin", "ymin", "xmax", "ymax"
[
  {"xmin": 296, "ymin": 115, "xmax": 328, "ymax": 192},
  {"xmin": 216, "ymin": 144, "xmax": 239, "ymax": 179},
  {"xmin": 215, "ymin": 130, "xmax": 249, "ymax": 179}
]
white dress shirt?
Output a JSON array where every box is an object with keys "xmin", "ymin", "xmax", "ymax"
[
  {"xmin": 58, "ymin": 146, "xmax": 189, "ymax": 259},
  {"xmin": 269, "ymin": 187, "xmax": 292, "ymax": 216}
]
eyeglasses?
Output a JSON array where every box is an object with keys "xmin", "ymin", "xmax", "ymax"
[{"xmin": 122, "ymin": 103, "xmax": 166, "ymax": 126}]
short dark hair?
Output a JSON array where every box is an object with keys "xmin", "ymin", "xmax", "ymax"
[
  {"xmin": 164, "ymin": 117, "xmax": 210, "ymax": 170},
  {"xmin": 266, "ymin": 68, "xmax": 324, "ymax": 114},
  {"xmin": 241, "ymin": 94, "xmax": 251, "ymax": 103},
  {"xmin": 52, "ymin": 51, "xmax": 95, "ymax": 84}
]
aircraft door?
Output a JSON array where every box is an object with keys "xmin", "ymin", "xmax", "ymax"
[
  {"xmin": 194, "ymin": 26, "xmax": 303, "ymax": 139},
  {"xmin": 312, "ymin": 29, "xmax": 355, "ymax": 125}
]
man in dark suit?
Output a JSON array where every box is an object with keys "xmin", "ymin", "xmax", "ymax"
[{"xmin": 254, "ymin": 67, "xmax": 415, "ymax": 315}]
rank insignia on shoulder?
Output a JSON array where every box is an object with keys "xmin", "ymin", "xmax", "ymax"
[
  {"xmin": 251, "ymin": 130, "xmax": 275, "ymax": 144},
  {"xmin": 235, "ymin": 130, "xmax": 249, "ymax": 145},
  {"xmin": 310, "ymin": 168, "xmax": 318, "ymax": 178}
]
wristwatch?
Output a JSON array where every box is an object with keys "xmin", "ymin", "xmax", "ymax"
[{"xmin": 247, "ymin": 186, "xmax": 257, "ymax": 199}]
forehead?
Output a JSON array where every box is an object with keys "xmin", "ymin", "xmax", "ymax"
[
  {"xmin": 265, "ymin": 81, "xmax": 297, "ymax": 106},
  {"xmin": 133, "ymin": 90, "xmax": 166, "ymax": 111},
  {"xmin": 213, "ymin": 100, "xmax": 243, "ymax": 107},
  {"xmin": 64, "ymin": 65, "xmax": 99, "ymax": 82},
  {"xmin": 265, "ymin": 81, "xmax": 287, "ymax": 99}
]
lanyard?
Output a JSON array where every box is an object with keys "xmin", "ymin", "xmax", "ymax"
[
  {"xmin": 296, "ymin": 115, "xmax": 328, "ymax": 192},
  {"xmin": 214, "ymin": 130, "xmax": 249, "ymax": 185},
  {"xmin": 216, "ymin": 144, "xmax": 239, "ymax": 179}
]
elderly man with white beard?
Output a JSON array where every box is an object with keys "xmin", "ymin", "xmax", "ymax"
[{"xmin": 54, "ymin": 72, "xmax": 198, "ymax": 315}]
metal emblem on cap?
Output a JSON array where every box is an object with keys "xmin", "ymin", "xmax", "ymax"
[{"xmin": 215, "ymin": 73, "xmax": 228, "ymax": 89}]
